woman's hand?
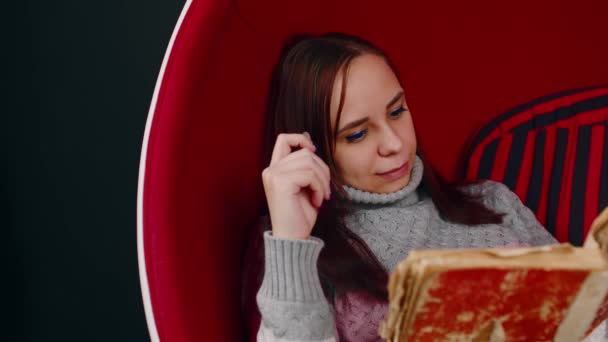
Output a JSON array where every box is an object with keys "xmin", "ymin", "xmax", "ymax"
[{"xmin": 262, "ymin": 133, "xmax": 331, "ymax": 240}]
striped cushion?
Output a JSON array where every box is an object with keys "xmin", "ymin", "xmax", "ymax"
[{"xmin": 461, "ymin": 85, "xmax": 608, "ymax": 245}]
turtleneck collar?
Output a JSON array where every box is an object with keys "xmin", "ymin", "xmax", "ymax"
[{"xmin": 341, "ymin": 155, "xmax": 424, "ymax": 207}]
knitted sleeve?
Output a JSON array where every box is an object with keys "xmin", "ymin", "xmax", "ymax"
[
  {"xmin": 476, "ymin": 180, "xmax": 558, "ymax": 246},
  {"xmin": 256, "ymin": 230, "xmax": 337, "ymax": 342}
]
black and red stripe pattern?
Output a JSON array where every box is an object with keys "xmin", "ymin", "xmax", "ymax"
[{"xmin": 461, "ymin": 85, "xmax": 608, "ymax": 245}]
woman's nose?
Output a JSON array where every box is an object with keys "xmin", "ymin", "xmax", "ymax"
[{"xmin": 378, "ymin": 125, "xmax": 403, "ymax": 156}]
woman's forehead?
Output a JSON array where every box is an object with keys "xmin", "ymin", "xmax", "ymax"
[{"xmin": 331, "ymin": 54, "xmax": 402, "ymax": 124}]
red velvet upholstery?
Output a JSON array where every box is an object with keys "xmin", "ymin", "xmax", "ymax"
[{"xmin": 137, "ymin": 0, "xmax": 608, "ymax": 340}]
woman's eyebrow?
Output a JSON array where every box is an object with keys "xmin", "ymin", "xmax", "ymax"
[
  {"xmin": 337, "ymin": 90, "xmax": 404, "ymax": 135},
  {"xmin": 337, "ymin": 117, "xmax": 369, "ymax": 135},
  {"xmin": 386, "ymin": 90, "xmax": 404, "ymax": 109}
]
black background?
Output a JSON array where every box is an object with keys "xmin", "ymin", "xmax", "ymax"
[{"xmin": 5, "ymin": 1, "xmax": 186, "ymax": 340}]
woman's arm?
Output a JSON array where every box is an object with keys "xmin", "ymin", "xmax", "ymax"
[
  {"xmin": 480, "ymin": 181, "xmax": 558, "ymax": 246},
  {"xmin": 256, "ymin": 231, "xmax": 337, "ymax": 342},
  {"xmin": 255, "ymin": 132, "xmax": 334, "ymax": 341}
]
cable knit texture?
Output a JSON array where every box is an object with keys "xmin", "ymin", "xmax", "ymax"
[
  {"xmin": 255, "ymin": 156, "xmax": 606, "ymax": 341},
  {"xmin": 256, "ymin": 233, "xmax": 336, "ymax": 341}
]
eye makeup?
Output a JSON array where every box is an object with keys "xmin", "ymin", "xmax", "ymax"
[
  {"xmin": 390, "ymin": 106, "xmax": 407, "ymax": 118},
  {"xmin": 346, "ymin": 129, "xmax": 367, "ymax": 142},
  {"xmin": 344, "ymin": 106, "xmax": 408, "ymax": 143}
]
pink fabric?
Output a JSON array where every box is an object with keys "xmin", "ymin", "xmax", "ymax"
[{"xmin": 334, "ymin": 292, "xmax": 387, "ymax": 342}]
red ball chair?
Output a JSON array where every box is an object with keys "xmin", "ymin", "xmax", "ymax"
[{"xmin": 137, "ymin": 0, "xmax": 608, "ymax": 341}]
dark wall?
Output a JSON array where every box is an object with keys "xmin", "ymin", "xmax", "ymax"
[{"xmin": 5, "ymin": 1, "xmax": 185, "ymax": 340}]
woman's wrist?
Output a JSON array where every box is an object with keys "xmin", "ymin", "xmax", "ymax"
[
  {"xmin": 271, "ymin": 229, "xmax": 311, "ymax": 240},
  {"xmin": 260, "ymin": 231, "xmax": 326, "ymax": 301}
]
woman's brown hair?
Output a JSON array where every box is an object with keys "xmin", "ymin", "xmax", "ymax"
[{"xmin": 242, "ymin": 32, "xmax": 503, "ymax": 339}]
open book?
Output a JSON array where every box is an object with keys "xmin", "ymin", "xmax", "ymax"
[{"xmin": 379, "ymin": 207, "xmax": 608, "ymax": 342}]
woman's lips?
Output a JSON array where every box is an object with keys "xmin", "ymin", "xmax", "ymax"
[{"xmin": 377, "ymin": 161, "xmax": 410, "ymax": 181}]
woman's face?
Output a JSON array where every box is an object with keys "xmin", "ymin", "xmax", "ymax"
[{"xmin": 330, "ymin": 54, "xmax": 417, "ymax": 194}]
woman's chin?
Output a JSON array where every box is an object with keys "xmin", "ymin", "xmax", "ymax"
[
  {"xmin": 390, "ymin": 174, "xmax": 412, "ymax": 191},
  {"xmin": 347, "ymin": 170, "xmax": 412, "ymax": 194},
  {"xmin": 372, "ymin": 173, "xmax": 412, "ymax": 193}
]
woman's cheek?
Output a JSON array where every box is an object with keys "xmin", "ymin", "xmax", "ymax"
[{"xmin": 349, "ymin": 148, "xmax": 372, "ymax": 177}]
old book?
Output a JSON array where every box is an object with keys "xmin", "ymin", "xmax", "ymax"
[{"xmin": 379, "ymin": 207, "xmax": 608, "ymax": 342}]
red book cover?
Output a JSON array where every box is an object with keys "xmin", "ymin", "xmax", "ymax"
[{"xmin": 409, "ymin": 268, "xmax": 597, "ymax": 341}]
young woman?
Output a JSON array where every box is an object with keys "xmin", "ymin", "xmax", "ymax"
[{"xmin": 244, "ymin": 32, "xmax": 605, "ymax": 341}]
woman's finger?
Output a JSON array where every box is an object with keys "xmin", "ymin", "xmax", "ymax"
[
  {"xmin": 276, "ymin": 149, "xmax": 331, "ymax": 200},
  {"xmin": 282, "ymin": 168, "xmax": 326, "ymax": 208},
  {"xmin": 270, "ymin": 133, "xmax": 316, "ymax": 166}
]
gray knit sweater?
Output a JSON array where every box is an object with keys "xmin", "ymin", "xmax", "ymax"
[{"xmin": 255, "ymin": 156, "xmax": 607, "ymax": 341}]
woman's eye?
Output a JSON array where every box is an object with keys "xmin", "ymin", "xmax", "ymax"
[
  {"xmin": 390, "ymin": 106, "xmax": 407, "ymax": 118},
  {"xmin": 346, "ymin": 129, "xmax": 367, "ymax": 143}
]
